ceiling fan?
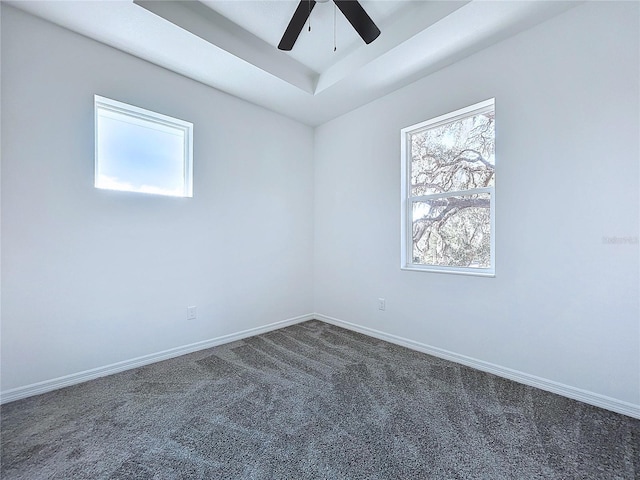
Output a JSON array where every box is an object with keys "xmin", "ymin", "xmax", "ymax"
[{"xmin": 278, "ymin": 0, "xmax": 381, "ymax": 51}]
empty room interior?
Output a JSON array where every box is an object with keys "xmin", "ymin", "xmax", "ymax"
[{"xmin": 1, "ymin": 0, "xmax": 639, "ymax": 478}]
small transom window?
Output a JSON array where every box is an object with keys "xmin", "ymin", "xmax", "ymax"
[{"xmin": 94, "ymin": 95, "xmax": 193, "ymax": 197}]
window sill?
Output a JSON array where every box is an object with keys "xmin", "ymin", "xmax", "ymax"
[{"xmin": 400, "ymin": 265, "xmax": 495, "ymax": 277}]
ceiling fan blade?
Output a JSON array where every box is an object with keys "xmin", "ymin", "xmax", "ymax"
[
  {"xmin": 333, "ymin": 0, "xmax": 380, "ymax": 44},
  {"xmin": 278, "ymin": 0, "xmax": 317, "ymax": 51}
]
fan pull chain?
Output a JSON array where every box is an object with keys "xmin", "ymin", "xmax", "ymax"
[
  {"xmin": 308, "ymin": 0, "xmax": 312, "ymax": 32},
  {"xmin": 333, "ymin": 2, "xmax": 337, "ymax": 51}
]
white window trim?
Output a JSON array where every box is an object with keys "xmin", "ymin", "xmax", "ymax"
[
  {"xmin": 400, "ymin": 98, "xmax": 495, "ymax": 277},
  {"xmin": 94, "ymin": 95, "xmax": 194, "ymax": 198}
]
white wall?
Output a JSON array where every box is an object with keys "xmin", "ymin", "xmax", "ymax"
[
  {"xmin": 2, "ymin": 1, "xmax": 639, "ymax": 414},
  {"xmin": 1, "ymin": 6, "xmax": 314, "ymax": 391},
  {"xmin": 314, "ymin": 1, "xmax": 639, "ymax": 406}
]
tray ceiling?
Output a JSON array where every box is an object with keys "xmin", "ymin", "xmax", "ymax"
[{"xmin": 7, "ymin": 0, "xmax": 579, "ymax": 126}]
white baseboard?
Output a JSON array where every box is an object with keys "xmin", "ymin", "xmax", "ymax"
[
  {"xmin": 4, "ymin": 312, "xmax": 638, "ymax": 420},
  {"xmin": 0, "ymin": 313, "xmax": 314, "ymax": 405},
  {"xmin": 315, "ymin": 313, "xmax": 640, "ymax": 420}
]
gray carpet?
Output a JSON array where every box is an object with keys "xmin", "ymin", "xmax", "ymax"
[{"xmin": 1, "ymin": 320, "xmax": 638, "ymax": 479}]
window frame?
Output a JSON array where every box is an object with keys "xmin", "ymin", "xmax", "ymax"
[
  {"xmin": 400, "ymin": 98, "xmax": 495, "ymax": 277},
  {"xmin": 94, "ymin": 95, "xmax": 194, "ymax": 198}
]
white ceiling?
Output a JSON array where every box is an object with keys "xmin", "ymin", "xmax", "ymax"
[
  {"xmin": 8, "ymin": 0, "xmax": 579, "ymax": 126},
  {"xmin": 201, "ymin": 0, "xmax": 414, "ymax": 73}
]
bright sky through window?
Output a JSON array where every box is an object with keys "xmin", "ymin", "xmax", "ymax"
[{"xmin": 94, "ymin": 96, "xmax": 193, "ymax": 197}]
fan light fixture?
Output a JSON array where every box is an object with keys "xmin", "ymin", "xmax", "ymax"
[{"xmin": 278, "ymin": 0, "xmax": 381, "ymax": 51}]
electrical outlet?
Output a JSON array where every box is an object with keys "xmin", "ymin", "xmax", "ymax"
[
  {"xmin": 187, "ymin": 306, "xmax": 197, "ymax": 321},
  {"xmin": 378, "ymin": 298, "xmax": 386, "ymax": 311}
]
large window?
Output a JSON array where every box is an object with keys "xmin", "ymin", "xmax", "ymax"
[
  {"xmin": 94, "ymin": 95, "xmax": 193, "ymax": 197},
  {"xmin": 401, "ymin": 99, "xmax": 495, "ymax": 276}
]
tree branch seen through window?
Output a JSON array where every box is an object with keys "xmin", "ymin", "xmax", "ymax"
[{"xmin": 401, "ymin": 99, "xmax": 495, "ymax": 275}]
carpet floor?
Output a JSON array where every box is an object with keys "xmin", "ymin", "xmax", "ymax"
[{"xmin": 1, "ymin": 320, "xmax": 638, "ymax": 479}]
